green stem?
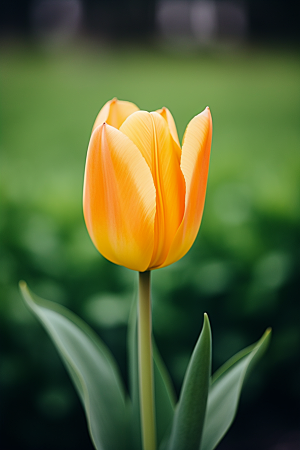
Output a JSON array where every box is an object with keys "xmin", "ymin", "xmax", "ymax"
[{"xmin": 138, "ymin": 271, "xmax": 156, "ymax": 450}]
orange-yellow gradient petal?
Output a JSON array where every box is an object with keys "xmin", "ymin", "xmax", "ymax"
[
  {"xmin": 120, "ymin": 111, "xmax": 185, "ymax": 268},
  {"xmin": 160, "ymin": 107, "xmax": 212, "ymax": 268},
  {"xmin": 156, "ymin": 107, "xmax": 181, "ymax": 148},
  {"xmin": 83, "ymin": 123, "xmax": 156, "ymax": 271},
  {"xmin": 92, "ymin": 98, "xmax": 140, "ymax": 131}
]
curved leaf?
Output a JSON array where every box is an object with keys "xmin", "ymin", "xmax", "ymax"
[
  {"xmin": 200, "ymin": 328, "xmax": 271, "ymax": 450},
  {"xmin": 20, "ymin": 281, "xmax": 130, "ymax": 450},
  {"xmin": 167, "ymin": 314, "xmax": 212, "ymax": 450}
]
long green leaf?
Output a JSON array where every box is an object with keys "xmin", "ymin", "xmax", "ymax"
[
  {"xmin": 200, "ymin": 328, "xmax": 271, "ymax": 450},
  {"xmin": 127, "ymin": 296, "xmax": 176, "ymax": 450},
  {"xmin": 20, "ymin": 281, "xmax": 130, "ymax": 450},
  {"xmin": 167, "ymin": 314, "xmax": 212, "ymax": 450}
]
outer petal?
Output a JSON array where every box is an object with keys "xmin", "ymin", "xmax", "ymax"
[
  {"xmin": 120, "ymin": 111, "xmax": 185, "ymax": 268},
  {"xmin": 156, "ymin": 107, "xmax": 181, "ymax": 149},
  {"xmin": 159, "ymin": 107, "xmax": 212, "ymax": 268},
  {"xmin": 83, "ymin": 123, "xmax": 156, "ymax": 271},
  {"xmin": 92, "ymin": 98, "xmax": 140, "ymax": 131}
]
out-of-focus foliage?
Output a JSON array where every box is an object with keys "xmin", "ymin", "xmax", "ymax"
[{"xmin": 1, "ymin": 42, "xmax": 300, "ymax": 449}]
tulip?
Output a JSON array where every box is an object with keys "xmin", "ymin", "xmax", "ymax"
[
  {"xmin": 83, "ymin": 98, "xmax": 212, "ymax": 450},
  {"xmin": 83, "ymin": 98, "xmax": 212, "ymax": 272}
]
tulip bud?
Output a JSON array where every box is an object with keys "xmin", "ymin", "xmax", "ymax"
[{"xmin": 83, "ymin": 98, "xmax": 212, "ymax": 272}]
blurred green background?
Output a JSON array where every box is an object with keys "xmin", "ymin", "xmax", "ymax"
[{"xmin": 1, "ymin": 7, "xmax": 300, "ymax": 449}]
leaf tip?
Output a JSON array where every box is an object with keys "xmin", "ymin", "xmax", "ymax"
[
  {"xmin": 19, "ymin": 280, "xmax": 28, "ymax": 293},
  {"xmin": 203, "ymin": 312, "xmax": 211, "ymax": 331},
  {"xmin": 254, "ymin": 327, "xmax": 272, "ymax": 357},
  {"xmin": 19, "ymin": 281, "xmax": 33, "ymax": 308},
  {"xmin": 262, "ymin": 327, "xmax": 272, "ymax": 341},
  {"xmin": 200, "ymin": 313, "xmax": 212, "ymax": 350},
  {"xmin": 263, "ymin": 327, "xmax": 272, "ymax": 342}
]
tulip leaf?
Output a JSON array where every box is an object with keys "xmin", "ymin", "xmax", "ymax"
[
  {"xmin": 200, "ymin": 328, "xmax": 272, "ymax": 450},
  {"xmin": 20, "ymin": 281, "xmax": 130, "ymax": 450},
  {"xmin": 166, "ymin": 314, "xmax": 212, "ymax": 450},
  {"xmin": 127, "ymin": 297, "xmax": 176, "ymax": 450}
]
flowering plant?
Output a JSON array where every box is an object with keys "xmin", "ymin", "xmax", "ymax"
[{"xmin": 20, "ymin": 98, "xmax": 270, "ymax": 450}]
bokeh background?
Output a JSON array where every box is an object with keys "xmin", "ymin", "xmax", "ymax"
[{"xmin": 1, "ymin": 1, "xmax": 300, "ymax": 449}]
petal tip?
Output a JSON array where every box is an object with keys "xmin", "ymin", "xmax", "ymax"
[{"xmin": 200, "ymin": 106, "xmax": 212, "ymax": 121}]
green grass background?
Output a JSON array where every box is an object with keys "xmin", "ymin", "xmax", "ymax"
[{"xmin": 1, "ymin": 42, "xmax": 300, "ymax": 449}]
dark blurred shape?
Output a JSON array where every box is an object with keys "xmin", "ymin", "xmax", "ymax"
[
  {"xmin": 156, "ymin": 1, "xmax": 191, "ymax": 39},
  {"xmin": 31, "ymin": 0, "xmax": 82, "ymax": 43},
  {"xmin": 0, "ymin": 0, "xmax": 156, "ymax": 40},
  {"xmin": 248, "ymin": 0, "xmax": 300, "ymax": 40},
  {"xmin": 0, "ymin": 0, "xmax": 32, "ymax": 36},
  {"xmin": 0, "ymin": 0, "xmax": 299, "ymax": 41},
  {"xmin": 216, "ymin": 1, "xmax": 248, "ymax": 40},
  {"xmin": 190, "ymin": 1, "xmax": 218, "ymax": 43},
  {"xmin": 157, "ymin": 0, "xmax": 248, "ymax": 43},
  {"xmin": 83, "ymin": 0, "xmax": 156, "ymax": 39}
]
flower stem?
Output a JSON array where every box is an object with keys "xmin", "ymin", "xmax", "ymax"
[{"xmin": 138, "ymin": 271, "xmax": 156, "ymax": 450}]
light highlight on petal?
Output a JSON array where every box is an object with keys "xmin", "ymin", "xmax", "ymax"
[
  {"xmin": 92, "ymin": 98, "xmax": 140, "ymax": 131},
  {"xmin": 156, "ymin": 107, "xmax": 181, "ymax": 149},
  {"xmin": 83, "ymin": 123, "xmax": 156, "ymax": 271},
  {"xmin": 120, "ymin": 111, "xmax": 185, "ymax": 268}
]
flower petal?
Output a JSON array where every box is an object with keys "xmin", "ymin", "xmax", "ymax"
[
  {"xmin": 92, "ymin": 98, "xmax": 140, "ymax": 131},
  {"xmin": 156, "ymin": 107, "xmax": 181, "ymax": 148},
  {"xmin": 83, "ymin": 123, "xmax": 156, "ymax": 271},
  {"xmin": 159, "ymin": 107, "xmax": 212, "ymax": 268},
  {"xmin": 120, "ymin": 111, "xmax": 185, "ymax": 268}
]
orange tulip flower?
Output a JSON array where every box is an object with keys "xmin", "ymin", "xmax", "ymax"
[{"xmin": 83, "ymin": 98, "xmax": 212, "ymax": 272}]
